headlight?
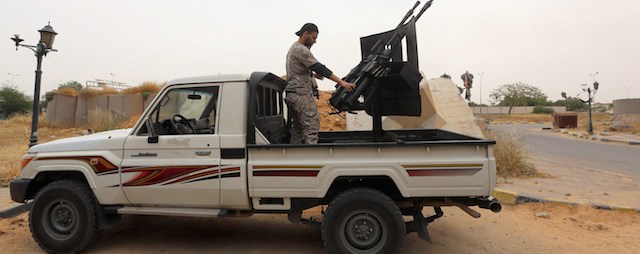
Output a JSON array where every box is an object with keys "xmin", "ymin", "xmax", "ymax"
[{"xmin": 20, "ymin": 153, "xmax": 37, "ymax": 170}]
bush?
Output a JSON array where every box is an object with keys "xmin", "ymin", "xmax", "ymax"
[
  {"xmin": 532, "ymin": 105, "xmax": 554, "ymax": 114},
  {"xmin": 0, "ymin": 86, "xmax": 31, "ymax": 117},
  {"xmin": 85, "ymin": 108, "xmax": 126, "ymax": 132},
  {"xmin": 493, "ymin": 130, "xmax": 539, "ymax": 177}
]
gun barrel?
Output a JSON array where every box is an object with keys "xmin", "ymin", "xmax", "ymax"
[
  {"xmin": 415, "ymin": 0, "xmax": 434, "ymax": 21},
  {"xmin": 397, "ymin": 1, "xmax": 421, "ymax": 28}
]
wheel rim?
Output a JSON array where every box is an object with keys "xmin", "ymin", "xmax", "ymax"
[
  {"xmin": 340, "ymin": 211, "xmax": 386, "ymax": 253},
  {"xmin": 42, "ymin": 199, "xmax": 80, "ymax": 241}
]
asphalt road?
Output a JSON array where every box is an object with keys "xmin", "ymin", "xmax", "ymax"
[{"xmin": 490, "ymin": 123, "xmax": 640, "ymax": 180}]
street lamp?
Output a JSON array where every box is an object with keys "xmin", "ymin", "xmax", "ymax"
[
  {"xmin": 8, "ymin": 73, "xmax": 20, "ymax": 86},
  {"xmin": 623, "ymin": 86, "xmax": 630, "ymax": 99},
  {"xmin": 589, "ymin": 72, "xmax": 599, "ymax": 83},
  {"xmin": 11, "ymin": 22, "xmax": 58, "ymax": 147},
  {"xmin": 478, "ymin": 72, "xmax": 484, "ymax": 113},
  {"xmin": 589, "ymin": 72, "xmax": 599, "ymax": 102},
  {"xmin": 561, "ymin": 91, "xmax": 568, "ymax": 111},
  {"xmin": 581, "ymin": 81, "xmax": 599, "ymax": 135}
]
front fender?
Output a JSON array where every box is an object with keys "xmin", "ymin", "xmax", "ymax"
[{"xmin": 28, "ymin": 164, "xmax": 98, "ymax": 189}]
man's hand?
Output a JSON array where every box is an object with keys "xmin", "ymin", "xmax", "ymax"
[{"xmin": 339, "ymin": 80, "xmax": 356, "ymax": 92}]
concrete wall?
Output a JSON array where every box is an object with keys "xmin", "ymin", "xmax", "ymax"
[
  {"xmin": 470, "ymin": 106, "xmax": 566, "ymax": 114},
  {"xmin": 46, "ymin": 94, "xmax": 77, "ymax": 127},
  {"xmin": 46, "ymin": 93, "xmax": 149, "ymax": 127},
  {"xmin": 613, "ymin": 98, "xmax": 640, "ymax": 115}
]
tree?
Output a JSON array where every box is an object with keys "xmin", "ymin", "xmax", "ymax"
[
  {"xmin": 489, "ymin": 82, "xmax": 548, "ymax": 114},
  {"xmin": 42, "ymin": 81, "xmax": 84, "ymax": 108},
  {"xmin": 550, "ymin": 98, "xmax": 588, "ymax": 112},
  {"xmin": 0, "ymin": 86, "xmax": 31, "ymax": 117},
  {"xmin": 57, "ymin": 81, "xmax": 83, "ymax": 91}
]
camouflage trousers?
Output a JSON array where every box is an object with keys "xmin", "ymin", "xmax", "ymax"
[{"xmin": 285, "ymin": 92, "xmax": 319, "ymax": 144}]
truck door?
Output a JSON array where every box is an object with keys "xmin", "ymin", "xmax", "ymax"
[{"xmin": 121, "ymin": 84, "xmax": 222, "ymax": 207}]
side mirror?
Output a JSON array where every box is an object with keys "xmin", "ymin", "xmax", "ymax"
[{"xmin": 146, "ymin": 118, "xmax": 159, "ymax": 143}]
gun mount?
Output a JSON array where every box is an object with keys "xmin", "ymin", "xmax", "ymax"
[{"xmin": 329, "ymin": 0, "xmax": 435, "ymax": 142}]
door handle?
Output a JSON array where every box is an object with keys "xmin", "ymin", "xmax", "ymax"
[
  {"xmin": 195, "ymin": 151, "xmax": 212, "ymax": 156},
  {"xmin": 132, "ymin": 152, "xmax": 157, "ymax": 157}
]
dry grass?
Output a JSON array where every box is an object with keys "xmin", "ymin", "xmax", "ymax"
[
  {"xmin": 0, "ymin": 114, "xmax": 81, "ymax": 185},
  {"xmin": 479, "ymin": 113, "xmax": 552, "ymax": 124},
  {"xmin": 122, "ymin": 81, "xmax": 162, "ymax": 95},
  {"xmin": 571, "ymin": 112, "xmax": 612, "ymax": 133},
  {"xmin": 50, "ymin": 82, "xmax": 165, "ymax": 97},
  {"xmin": 56, "ymin": 87, "xmax": 80, "ymax": 96},
  {"xmin": 78, "ymin": 87, "xmax": 119, "ymax": 96},
  {"xmin": 479, "ymin": 119, "xmax": 539, "ymax": 177},
  {"xmin": 491, "ymin": 129, "xmax": 541, "ymax": 178},
  {"xmin": 482, "ymin": 112, "xmax": 639, "ymax": 135},
  {"xmin": 120, "ymin": 113, "xmax": 142, "ymax": 129},
  {"xmin": 611, "ymin": 114, "xmax": 640, "ymax": 133},
  {"xmin": 84, "ymin": 108, "xmax": 127, "ymax": 132}
]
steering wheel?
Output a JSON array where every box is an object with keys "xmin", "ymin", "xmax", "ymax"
[{"xmin": 170, "ymin": 114, "xmax": 196, "ymax": 134}]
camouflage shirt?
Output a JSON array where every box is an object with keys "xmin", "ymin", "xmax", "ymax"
[{"xmin": 285, "ymin": 41, "xmax": 319, "ymax": 95}]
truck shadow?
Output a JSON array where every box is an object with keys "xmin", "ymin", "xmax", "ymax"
[{"xmin": 90, "ymin": 214, "xmax": 325, "ymax": 254}]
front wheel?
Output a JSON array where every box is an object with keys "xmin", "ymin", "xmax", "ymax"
[
  {"xmin": 322, "ymin": 187, "xmax": 405, "ymax": 254},
  {"xmin": 29, "ymin": 180, "xmax": 100, "ymax": 253}
]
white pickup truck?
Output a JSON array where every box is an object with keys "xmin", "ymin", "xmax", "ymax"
[{"xmin": 10, "ymin": 72, "xmax": 500, "ymax": 253}]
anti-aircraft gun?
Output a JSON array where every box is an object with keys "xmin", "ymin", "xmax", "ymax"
[{"xmin": 329, "ymin": 0, "xmax": 434, "ymax": 142}]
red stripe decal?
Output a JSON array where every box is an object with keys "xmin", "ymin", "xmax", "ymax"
[
  {"xmin": 122, "ymin": 165, "xmax": 215, "ymax": 186},
  {"xmin": 407, "ymin": 168, "xmax": 481, "ymax": 177},
  {"xmin": 36, "ymin": 156, "xmax": 118, "ymax": 174},
  {"xmin": 253, "ymin": 170, "xmax": 319, "ymax": 177},
  {"xmin": 163, "ymin": 167, "xmax": 240, "ymax": 185}
]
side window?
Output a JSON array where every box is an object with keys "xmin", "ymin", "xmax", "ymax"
[
  {"xmin": 140, "ymin": 85, "xmax": 219, "ymax": 136},
  {"xmin": 254, "ymin": 85, "xmax": 282, "ymax": 118}
]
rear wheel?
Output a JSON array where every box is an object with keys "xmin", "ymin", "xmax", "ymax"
[
  {"xmin": 29, "ymin": 180, "xmax": 100, "ymax": 253},
  {"xmin": 322, "ymin": 187, "xmax": 405, "ymax": 254}
]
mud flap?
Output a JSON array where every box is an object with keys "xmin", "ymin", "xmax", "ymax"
[{"xmin": 406, "ymin": 200, "xmax": 444, "ymax": 243}]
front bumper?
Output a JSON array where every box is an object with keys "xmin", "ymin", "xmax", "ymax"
[{"xmin": 9, "ymin": 178, "xmax": 32, "ymax": 203}]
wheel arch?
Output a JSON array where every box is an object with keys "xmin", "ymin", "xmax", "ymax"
[
  {"xmin": 26, "ymin": 169, "xmax": 93, "ymax": 201},
  {"xmin": 324, "ymin": 175, "xmax": 406, "ymax": 202}
]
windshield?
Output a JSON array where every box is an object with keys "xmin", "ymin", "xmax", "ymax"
[{"xmin": 141, "ymin": 85, "xmax": 219, "ymax": 135}]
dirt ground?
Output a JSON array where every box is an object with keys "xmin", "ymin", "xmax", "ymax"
[{"xmin": 1, "ymin": 203, "xmax": 639, "ymax": 253}]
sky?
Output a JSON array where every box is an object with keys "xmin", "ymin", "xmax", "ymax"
[{"xmin": 1, "ymin": 0, "xmax": 639, "ymax": 105}]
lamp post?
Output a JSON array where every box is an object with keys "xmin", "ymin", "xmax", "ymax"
[
  {"xmin": 589, "ymin": 72, "xmax": 599, "ymax": 83},
  {"xmin": 623, "ymin": 86, "xmax": 630, "ymax": 99},
  {"xmin": 8, "ymin": 73, "xmax": 20, "ymax": 86},
  {"xmin": 581, "ymin": 81, "xmax": 599, "ymax": 135},
  {"xmin": 478, "ymin": 72, "xmax": 484, "ymax": 113},
  {"xmin": 11, "ymin": 22, "xmax": 58, "ymax": 147}
]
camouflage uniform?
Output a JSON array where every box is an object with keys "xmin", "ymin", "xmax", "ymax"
[{"xmin": 285, "ymin": 41, "xmax": 320, "ymax": 144}]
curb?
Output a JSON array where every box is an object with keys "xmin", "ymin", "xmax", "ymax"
[
  {"xmin": 554, "ymin": 129, "xmax": 640, "ymax": 146},
  {"xmin": 492, "ymin": 188, "xmax": 640, "ymax": 213},
  {"xmin": 0, "ymin": 202, "xmax": 31, "ymax": 219}
]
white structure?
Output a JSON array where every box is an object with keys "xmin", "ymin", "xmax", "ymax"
[{"xmin": 348, "ymin": 76, "xmax": 485, "ymax": 139}]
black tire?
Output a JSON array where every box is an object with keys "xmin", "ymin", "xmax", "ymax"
[
  {"xmin": 29, "ymin": 180, "xmax": 100, "ymax": 253},
  {"xmin": 322, "ymin": 187, "xmax": 405, "ymax": 254}
]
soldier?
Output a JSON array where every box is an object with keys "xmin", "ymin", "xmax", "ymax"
[{"xmin": 285, "ymin": 23, "xmax": 355, "ymax": 144}]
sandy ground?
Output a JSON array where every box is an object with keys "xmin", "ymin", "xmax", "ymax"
[{"xmin": 1, "ymin": 203, "xmax": 639, "ymax": 254}]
